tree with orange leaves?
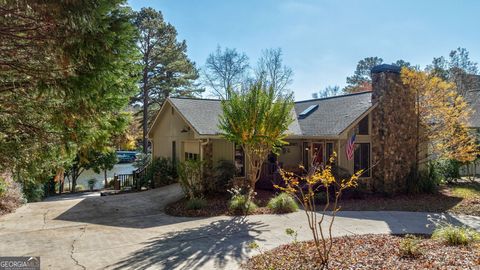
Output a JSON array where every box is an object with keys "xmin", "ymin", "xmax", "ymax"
[{"xmin": 401, "ymin": 68, "xmax": 478, "ymax": 172}]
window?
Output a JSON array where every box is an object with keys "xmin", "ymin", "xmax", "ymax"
[
  {"xmin": 354, "ymin": 143, "xmax": 370, "ymax": 177},
  {"xmin": 234, "ymin": 144, "xmax": 245, "ymax": 177},
  {"xmin": 299, "ymin": 104, "xmax": 319, "ymax": 119},
  {"xmin": 184, "ymin": 152, "xmax": 199, "ymax": 161},
  {"xmin": 326, "ymin": 142, "xmax": 334, "ymax": 163},
  {"xmin": 356, "ymin": 116, "xmax": 369, "ymax": 135}
]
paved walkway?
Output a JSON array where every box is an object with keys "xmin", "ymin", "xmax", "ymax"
[{"xmin": 0, "ymin": 184, "xmax": 478, "ymax": 270}]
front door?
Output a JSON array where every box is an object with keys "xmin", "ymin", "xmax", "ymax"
[{"xmin": 312, "ymin": 142, "xmax": 324, "ymax": 167}]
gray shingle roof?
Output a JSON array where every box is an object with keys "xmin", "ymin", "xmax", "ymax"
[
  {"xmin": 169, "ymin": 98, "xmax": 223, "ymax": 135},
  {"xmin": 168, "ymin": 91, "xmax": 373, "ymax": 137},
  {"xmin": 294, "ymin": 92, "xmax": 372, "ymax": 136}
]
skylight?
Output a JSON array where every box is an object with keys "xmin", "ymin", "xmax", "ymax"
[{"xmin": 298, "ymin": 104, "xmax": 318, "ymax": 119}]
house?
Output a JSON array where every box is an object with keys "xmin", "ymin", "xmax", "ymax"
[
  {"xmin": 459, "ymin": 75, "xmax": 480, "ymax": 176},
  {"xmin": 148, "ymin": 65, "xmax": 419, "ymax": 193}
]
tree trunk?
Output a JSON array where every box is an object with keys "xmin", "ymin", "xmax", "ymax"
[
  {"xmin": 414, "ymin": 88, "xmax": 420, "ymax": 179},
  {"xmin": 104, "ymin": 169, "xmax": 108, "ymax": 189},
  {"xmin": 72, "ymin": 177, "xmax": 77, "ymax": 193},
  {"xmin": 142, "ymin": 64, "xmax": 149, "ymax": 154}
]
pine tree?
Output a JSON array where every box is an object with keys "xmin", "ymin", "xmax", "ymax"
[
  {"xmin": 0, "ymin": 0, "xmax": 140, "ymax": 190},
  {"xmin": 134, "ymin": 8, "xmax": 201, "ymax": 154}
]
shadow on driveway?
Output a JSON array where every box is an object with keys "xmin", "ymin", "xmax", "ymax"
[
  {"xmin": 109, "ymin": 216, "xmax": 267, "ymax": 270},
  {"xmin": 53, "ymin": 184, "xmax": 197, "ymax": 228}
]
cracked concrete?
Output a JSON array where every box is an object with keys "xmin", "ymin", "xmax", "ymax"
[
  {"xmin": 0, "ymin": 183, "xmax": 477, "ymax": 270},
  {"xmin": 70, "ymin": 226, "xmax": 87, "ymax": 270}
]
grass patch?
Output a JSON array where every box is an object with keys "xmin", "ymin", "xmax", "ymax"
[
  {"xmin": 450, "ymin": 182, "xmax": 480, "ymax": 199},
  {"xmin": 229, "ymin": 194, "xmax": 258, "ymax": 214},
  {"xmin": 185, "ymin": 197, "xmax": 207, "ymax": 210},
  {"xmin": 432, "ymin": 224, "xmax": 480, "ymax": 246},
  {"xmin": 399, "ymin": 234, "xmax": 423, "ymax": 258},
  {"xmin": 267, "ymin": 193, "xmax": 298, "ymax": 214}
]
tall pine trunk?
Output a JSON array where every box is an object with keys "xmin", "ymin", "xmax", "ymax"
[{"xmin": 142, "ymin": 68, "xmax": 149, "ymax": 154}]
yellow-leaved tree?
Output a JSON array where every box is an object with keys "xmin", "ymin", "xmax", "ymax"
[{"xmin": 401, "ymin": 68, "xmax": 478, "ymax": 172}]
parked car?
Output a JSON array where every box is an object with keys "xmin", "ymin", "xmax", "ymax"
[{"xmin": 116, "ymin": 151, "xmax": 137, "ymax": 163}]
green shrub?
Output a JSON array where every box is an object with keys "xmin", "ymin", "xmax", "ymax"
[
  {"xmin": 75, "ymin": 184, "xmax": 85, "ymax": 192},
  {"xmin": 314, "ymin": 192, "xmax": 328, "ymax": 204},
  {"xmin": 408, "ymin": 162, "xmax": 441, "ymax": 194},
  {"xmin": 0, "ymin": 177, "xmax": 7, "ymax": 197},
  {"xmin": 185, "ymin": 197, "xmax": 207, "ymax": 210},
  {"xmin": 178, "ymin": 159, "xmax": 205, "ymax": 199},
  {"xmin": 23, "ymin": 181, "xmax": 44, "ymax": 202},
  {"xmin": 399, "ymin": 234, "xmax": 422, "ymax": 258},
  {"xmin": 432, "ymin": 224, "xmax": 480, "ymax": 246},
  {"xmin": 145, "ymin": 157, "xmax": 177, "ymax": 188},
  {"xmin": 228, "ymin": 189, "xmax": 257, "ymax": 214},
  {"xmin": 87, "ymin": 179, "xmax": 96, "ymax": 190},
  {"xmin": 212, "ymin": 160, "xmax": 236, "ymax": 193},
  {"xmin": 267, "ymin": 193, "xmax": 298, "ymax": 213},
  {"xmin": 133, "ymin": 153, "xmax": 151, "ymax": 170},
  {"xmin": 436, "ymin": 159, "xmax": 461, "ymax": 183}
]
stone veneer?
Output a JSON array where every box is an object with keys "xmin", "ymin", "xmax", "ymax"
[{"xmin": 370, "ymin": 65, "xmax": 417, "ymax": 194}]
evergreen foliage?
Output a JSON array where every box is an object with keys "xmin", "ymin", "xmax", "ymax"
[{"xmin": 0, "ymin": 0, "xmax": 140, "ymax": 193}]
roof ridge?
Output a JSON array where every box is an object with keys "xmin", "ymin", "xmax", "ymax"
[
  {"xmin": 295, "ymin": 91, "xmax": 372, "ymax": 104},
  {"xmin": 169, "ymin": 96, "xmax": 221, "ymax": 102},
  {"xmin": 169, "ymin": 91, "xmax": 372, "ymax": 104}
]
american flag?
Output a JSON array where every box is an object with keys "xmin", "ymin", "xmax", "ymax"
[{"xmin": 346, "ymin": 133, "xmax": 356, "ymax": 160}]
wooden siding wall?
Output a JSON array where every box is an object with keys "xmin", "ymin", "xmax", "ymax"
[{"xmin": 150, "ymin": 102, "xmax": 196, "ymax": 162}]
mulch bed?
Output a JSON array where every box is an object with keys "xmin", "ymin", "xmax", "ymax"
[
  {"xmin": 164, "ymin": 189, "xmax": 277, "ymax": 217},
  {"xmin": 318, "ymin": 185, "xmax": 479, "ymax": 216},
  {"xmin": 244, "ymin": 234, "xmax": 480, "ymax": 270}
]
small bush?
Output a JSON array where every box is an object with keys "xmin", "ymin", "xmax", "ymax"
[
  {"xmin": 149, "ymin": 157, "xmax": 177, "ymax": 187},
  {"xmin": 212, "ymin": 160, "xmax": 236, "ymax": 193},
  {"xmin": 399, "ymin": 234, "xmax": 422, "ymax": 258},
  {"xmin": 0, "ymin": 178, "xmax": 7, "ymax": 196},
  {"xmin": 87, "ymin": 179, "xmax": 96, "ymax": 190},
  {"xmin": 267, "ymin": 193, "xmax": 298, "ymax": 213},
  {"xmin": 0, "ymin": 173, "xmax": 26, "ymax": 214},
  {"xmin": 228, "ymin": 188, "xmax": 257, "ymax": 214},
  {"xmin": 432, "ymin": 224, "xmax": 480, "ymax": 246},
  {"xmin": 436, "ymin": 159, "xmax": 461, "ymax": 183},
  {"xmin": 75, "ymin": 184, "xmax": 85, "ymax": 192},
  {"xmin": 107, "ymin": 179, "xmax": 115, "ymax": 188},
  {"xmin": 314, "ymin": 192, "xmax": 328, "ymax": 204},
  {"xmin": 185, "ymin": 197, "xmax": 207, "ymax": 210},
  {"xmin": 408, "ymin": 162, "xmax": 440, "ymax": 194},
  {"xmin": 23, "ymin": 181, "xmax": 44, "ymax": 202},
  {"xmin": 178, "ymin": 159, "xmax": 205, "ymax": 199}
]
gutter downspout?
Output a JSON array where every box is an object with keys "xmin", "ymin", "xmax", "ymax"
[{"xmin": 200, "ymin": 138, "xmax": 210, "ymax": 177}]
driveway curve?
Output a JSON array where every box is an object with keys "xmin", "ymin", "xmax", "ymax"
[{"xmin": 0, "ymin": 184, "xmax": 477, "ymax": 270}]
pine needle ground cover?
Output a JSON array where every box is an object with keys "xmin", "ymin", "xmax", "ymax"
[
  {"xmin": 244, "ymin": 234, "xmax": 480, "ymax": 270},
  {"xmin": 319, "ymin": 183, "xmax": 480, "ymax": 216}
]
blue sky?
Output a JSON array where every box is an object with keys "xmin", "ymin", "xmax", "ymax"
[{"xmin": 128, "ymin": 0, "xmax": 480, "ymax": 101}]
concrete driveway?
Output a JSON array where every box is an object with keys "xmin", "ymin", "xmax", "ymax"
[{"xmin": 0, "ymin": 184, "xmax": 478, "ymax": 270}]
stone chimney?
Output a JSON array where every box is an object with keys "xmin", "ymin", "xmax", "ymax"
[{"xmin": 370, "ymin": 64, "xmax": 417, "ymax": 194}]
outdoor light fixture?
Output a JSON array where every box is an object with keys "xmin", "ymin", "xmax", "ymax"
[{"xmin": 180, "ymin": 126, "xmax": 190, "ymax": 133}]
